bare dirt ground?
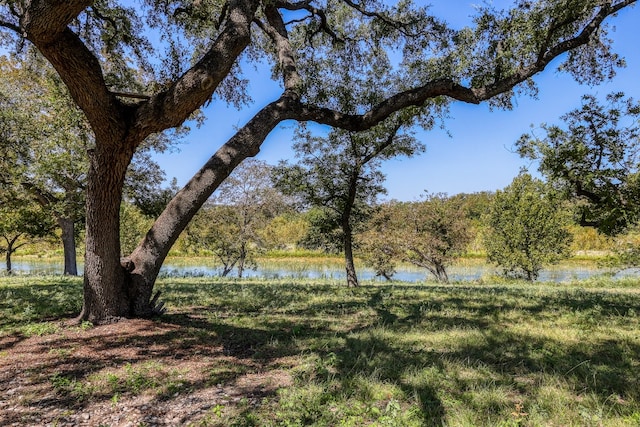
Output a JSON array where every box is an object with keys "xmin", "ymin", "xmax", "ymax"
[{"xmin": 0, "ymin": 317, "xmax": 293, "ymax": 426}]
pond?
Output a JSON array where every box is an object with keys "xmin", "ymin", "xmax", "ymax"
[{"xmin": 3, "ymin": 256, "xmax": 635, "ymax": 282}]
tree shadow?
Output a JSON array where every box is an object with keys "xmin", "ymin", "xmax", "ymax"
[
  {"xmin": 450, "ymin": 327, "xmax": 640, "ymax": 401},
  {"xmin": 0, "ymin": 314, "xmax": 294, "ymax": 425},
  {"xmin": 3, "ymin": 280, "xmax": 640, "ymax": 425},
  {"xmin": 333, "ymin": 333, "xmax": 447, "ymax": 426}
]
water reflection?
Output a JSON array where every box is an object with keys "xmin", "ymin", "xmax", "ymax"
[
  {"xmin": 2, "ymin": 257, "xmax": 628, "ymax": 283},
  {"xmin": 1, "ymin": 259, "xmax": 83, "ymax": 276}
]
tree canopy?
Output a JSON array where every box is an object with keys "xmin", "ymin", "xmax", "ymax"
[
  {"xmin": 484, "ymin": 173, "xmax": 573, "ymax": 281},
  {"xmin": 361, "ymin": 194, "xmax": 472, "ymax": 282},
  {"xmin": 0, "ymin": 188, "xmax": 54, "ymax": 274},
  {"xmin": 0, "ymin": 53, "xmax": 178, "ymax": 275},
  {"xmin": 273, "ymin": 123, "xmax": 422, "ymax": 286},
  {"xmin": 517, "ymin": 92, "xmax": 640, "ymax": 235},
  {"xmin": 0, "ymin": 0, "xmax": 635, "ymax": 322}
]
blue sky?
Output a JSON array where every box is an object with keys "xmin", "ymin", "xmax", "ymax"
[{"xmin": 155, "ymin": 2, "xmax": 640, "ymax": 201}]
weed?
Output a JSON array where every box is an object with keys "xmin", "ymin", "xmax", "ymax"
[
  {"xmin": 48, "ymin": 347, "xmax": 73, "ymax": 357},
  {"xmin": 194, "ymin": 406, "xmax": 225, "ymax": 427},
  {"xmin": 20, "ymin": 321, "xmax": 60, "ymax": 336},
  {"xmin": 50, "ymin": 372, "xmax": 94, "ymax": 401},
  {"xmin": 80, "ymin": 320, "xmax": 93, "ymax": 330}
]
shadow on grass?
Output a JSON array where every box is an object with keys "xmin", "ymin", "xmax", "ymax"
[
  {"xmin": 0, "ymin": 280, "xmax": 82, "ymax": 329},
  {"xmin": 334, "ymin": 332, "xmax": 447, "ymax": 426},
  {"xmin": 451, "ymin": 328, "xmax": 640, "ymax": 401},
  {"xmin": 3, "ymin": 279, "xmax": 640, "ymax": 425}
]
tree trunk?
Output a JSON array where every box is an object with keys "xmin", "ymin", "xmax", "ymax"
[
  {"xmin": 221, "ymin": 265, "xmax": 233, "ymax": 277},
  {"xmin": 3, "ymin": 236, "xmax": 19, "ymax": 275},
  {"xmin": 123, "ymin": 99, "xmax": 288, "ymax": 318},
  {"xmin": 526, "ymin": 269, "xmax": 537, "ymax": 282},
  {"xmin": 58, "ymin": 217, "xmax": 78, "ymax": 276},
  {"xmin": 77, "ymin": 147, "xmax": 133, "ymax": 323},
  {"xmin": 342, "ymin": 187, "xmax": 359, "ymax": 287},
  {"xmin": 435, "ymin": 262, "xmax": 449, "ymax": 283},
  {"xmin": 237, "ymin": 243, "xmax": 246, "ymax": 278},
  {"xmin": 5, "ymin": 250, "xmax": 11, "ymax": 275},
  {"xmin": 342, "ymin": 172, "xmax": 360, "ymax": 287},
  {"xmin": 343, "ymin": 226, "xmax": 359, "ymax": 287}
]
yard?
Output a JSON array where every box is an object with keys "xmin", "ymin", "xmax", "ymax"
[{"xmin": 1, "ymin": 276, "xmax": 639, "ymax": 426}]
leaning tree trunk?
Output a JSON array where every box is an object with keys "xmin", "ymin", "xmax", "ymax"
[
  {"xmin": 125, "ymin": 148, "xmax": 258, "ymax": 316},
  {"xmin": 123, "ymin": 100, "xmax": 288, "ymax": 318},
  {"xmin": 57, "ymin": 217, "xmax": 78, "ymax": 276},
  {"xmin": 77, "ymin": 147, "xmax": 133, "ymax": 323}
]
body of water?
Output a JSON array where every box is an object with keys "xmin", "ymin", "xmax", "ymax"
[{"xmin": 2, "ymin": 257, "xmax": 634, "ymax": 282}]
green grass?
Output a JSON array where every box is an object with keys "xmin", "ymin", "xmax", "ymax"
[
  {"xmin": 2, "ymin": 275, "xmax": 640, "ymax": 425},
  {"xmin": 0, "ymin": 275, "xmax": 82, "ymax": 335}
]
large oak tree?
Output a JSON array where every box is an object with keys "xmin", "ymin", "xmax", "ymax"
[
  {"xmin": 0, "ymin": 54, "xmax": 178, "ymax": 276},
  {"xmin": 0, "ymin": 0, "xmax": 635, "ymax": 323}
]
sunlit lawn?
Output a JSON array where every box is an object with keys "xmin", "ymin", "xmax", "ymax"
[{"xmin": 1, "ymin": 275, "xmax": 640, "ymax": 426}]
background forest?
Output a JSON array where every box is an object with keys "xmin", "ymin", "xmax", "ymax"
[{"xmin": 4, "ymin": 156, "xmax": 638, "ymax": 283}]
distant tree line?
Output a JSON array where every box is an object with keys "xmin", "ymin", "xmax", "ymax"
[
  {"xmin": 5, "ymin": 147, "xmax": 640, "ymax": 283},
  {"xmin": 3, "ymin": 71, "xmax": 640, "ymax": 283},
  {"xmin": 125, "ymin": 158, "xmax": 637, "ymax": 284}
]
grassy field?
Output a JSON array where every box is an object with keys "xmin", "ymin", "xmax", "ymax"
[{"xmin": 1, "ymin": 275, "xmax": 640, "ymax": 426}]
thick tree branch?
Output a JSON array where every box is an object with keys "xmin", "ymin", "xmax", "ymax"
[
  {"xmin": 274, "ymin": 0, "xmax": 342, "ymax": 44},
  {"xmin": 574, "ymin": 179, "xmax": 603, "ymax": 204},
  {"xmin": 133, "ymin": 0, "xmax": 260, "ymax": 138},
  {"xmin": 261, "ymin": 5, "xmax": 302, "ymax": 94},
  {"xmin": 480, "ymin": 0, "xmax": 635, "ymax": 100},
  {"xmin": 0, "ymin": 20, "xmax": 20, "ymax": 32},
  {"xmin": 579, "ymin": 211, "xmax": 601, "ymax": 228},
  {"xmin": 17, "ymin": 1, "xmax": 125, "ymax": 145},
  {"xmin": 129, "ymin": 92, "xmax": 297, "ymax": 278},
  {"xmin": 339, "ymin": 0, "xmax": 427, "ymax": 37},
  {"xmin": 290, "ymin": 0, "xmax": 635, "ymax": 131},
  {"xmin": 20, "ymin": 182, "xmax": 57, "ymax": 207},
  {"xmin": 29, "ymin": 27, "xmax": 127, "ymax": 145},
  {"xmin": 294, "ymin": 79, "xmax": 477, "ymax": 130},
  {"xmin": 111, "ymin": 91, "xmax": 151, "ymax": 100},
  {"xmin": 21, "ymin": 1, "xmax": 94, "ymax": 44},
  {"xmin": 11, "ymin": 241, "xmax": 32, "ymax": 252},
  {"xmin": 544, "ymin": 0, "xmax": 633, "ymax": 64},
  {"xmin": 536, "ymin": 14, "xmax": 578, "ymax": 64}
]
